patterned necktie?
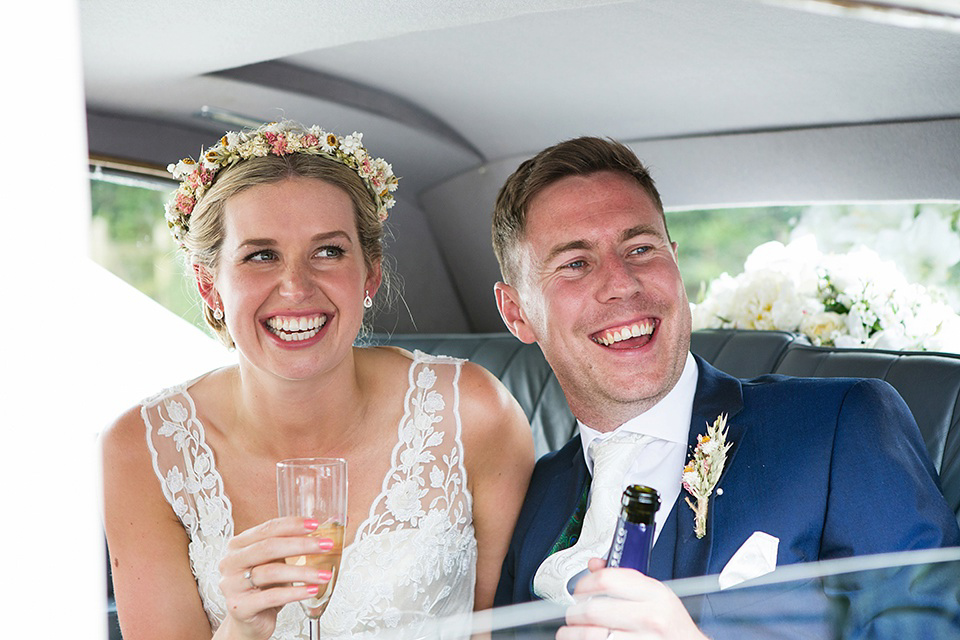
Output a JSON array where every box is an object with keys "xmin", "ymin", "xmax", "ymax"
[{"xmin": 533, "ymin": 431, "xmax": 651, "ymax": 603}]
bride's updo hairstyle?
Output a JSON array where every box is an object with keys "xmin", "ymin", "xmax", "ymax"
[{"xmin": 165, "ymin": 121, "xmax": 399, "ymax": 347}]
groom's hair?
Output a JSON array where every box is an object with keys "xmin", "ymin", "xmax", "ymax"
[{"xmin": 492, "ymin": 136, "xmax": 665, "ymax": 284}]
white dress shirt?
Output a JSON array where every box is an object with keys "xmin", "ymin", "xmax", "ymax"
[{"xmin": 578, "ymin": 351, "xmax": 698, "ymax": 545}]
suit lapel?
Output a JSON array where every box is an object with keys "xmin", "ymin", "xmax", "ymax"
[
  {"xmin": 522, "ymin": 438, "xmax": 590, "ymax": 598},
  {"xmin": 672, "ymin": 356, "xmax": 749, "ymax": 580},
  {"xmin": 649, "ymin": 499, "xmax": 678, "ymax": 580},
  {"xmin": 540, "ymin": 445, "xmax": 590, "ymax": 556}
]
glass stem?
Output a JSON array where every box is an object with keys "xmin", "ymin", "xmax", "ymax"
[{"xmin": 309, "ymin": 617, "xmax": 320, "ymax": 640}]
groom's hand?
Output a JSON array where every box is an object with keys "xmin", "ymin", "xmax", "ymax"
[{"xmin": 556, "ymin": 558, "xmax": 707, "ymax": 640}]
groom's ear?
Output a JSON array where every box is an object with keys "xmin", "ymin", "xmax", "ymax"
[{"xmin": 495, "ymin": 281, "xmax": 537, "ymax": 345}]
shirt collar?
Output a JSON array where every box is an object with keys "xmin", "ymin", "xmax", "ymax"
[{"xmin": 579, "ymin": 351, "xmax": 698, "ymax": 475}]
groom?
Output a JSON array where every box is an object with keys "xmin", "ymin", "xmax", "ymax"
[{"xmin": 490, "ymin": 137, "xmax": 960, "ymax": 635}]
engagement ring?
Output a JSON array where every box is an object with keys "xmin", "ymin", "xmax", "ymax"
[{"xmin": 244, "ymin": 568, "xmax": 258, "ymax": 590}]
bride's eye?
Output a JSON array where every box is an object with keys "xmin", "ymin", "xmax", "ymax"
[
  {"xmin": 316, "ymin": 245, "xmax": 345, "ymax": 259},
  {"xmin": 245, "ymin": 249, "xmax": 277, "ymax": 262}
]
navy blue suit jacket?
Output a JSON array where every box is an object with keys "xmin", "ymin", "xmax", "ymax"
[{"xmin": 494, "ymin": 356, "xmax": 960, "ymax": 606}]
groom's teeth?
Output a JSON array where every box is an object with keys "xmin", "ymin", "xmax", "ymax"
[{"xmin": 595, "ymin": 321, "xmax": 654, "ymax": 346}]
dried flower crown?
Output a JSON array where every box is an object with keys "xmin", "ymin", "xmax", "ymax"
[{"xmin": 164, "ymin": 120, "xmax": 399, "ymax": 247}]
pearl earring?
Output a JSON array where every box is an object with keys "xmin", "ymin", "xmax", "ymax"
[
  {"xmin": 213, "ymin": 303, "xmax": 224, "ymax": 321},
  {"xmin": 363, "ymin": 291, "xmax": 373, "ymax": 309}
]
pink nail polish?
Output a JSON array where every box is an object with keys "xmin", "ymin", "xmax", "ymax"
[
  {"xmin": 306, "ymin": 584, "xmax": 320, "ymax": 596},
  {"xmin": 303, "ymin": 518, "xmax": 320, "ymax": 531},
  {"xmin": 316, "ymin": 538, "xmax": 334, "ymax": 552},
  {"xmin": 318, "ymin": 569, "xmax": 333, "ymax": 582}
]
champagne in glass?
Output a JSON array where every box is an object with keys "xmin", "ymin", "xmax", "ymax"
[{"xmin": 277, "ymin": 458, "xmax": 348, "ymax": 639}]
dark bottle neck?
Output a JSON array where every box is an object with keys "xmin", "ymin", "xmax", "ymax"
[{"xmin": 621, "ymin": 484, "xmax": 660, "ymax": 525}]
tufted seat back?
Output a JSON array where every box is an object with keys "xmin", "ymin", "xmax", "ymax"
[{"xmin": 372, "ymin": 329, "xmax": 960, "ymax": 524}]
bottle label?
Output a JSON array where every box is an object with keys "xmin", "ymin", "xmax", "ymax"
[{"xmin": 607, "ymin": 516, "xmax": 655, "ymax": 574}]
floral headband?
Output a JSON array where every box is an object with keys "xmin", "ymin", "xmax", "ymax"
[{"xmin": 164, "ymin": 120, "xmax": 399, "ymax": 247}]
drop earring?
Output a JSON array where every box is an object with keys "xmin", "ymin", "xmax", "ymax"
[
  {"xmin": 363, "ymin": 290, "xmax": 373, "ymax": 309},
  {"xmin": 213, "ymin": 302, "xmax": 224, "ymax": 321}
]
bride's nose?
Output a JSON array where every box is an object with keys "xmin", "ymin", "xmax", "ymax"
[{"xmin": 277, "ymin": 261, "xmax": 314, "ymax": 301}]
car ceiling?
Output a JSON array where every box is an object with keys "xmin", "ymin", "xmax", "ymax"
[{"xmin": 80, "ymin": 0, "xmax": 960, "ymax": 333}]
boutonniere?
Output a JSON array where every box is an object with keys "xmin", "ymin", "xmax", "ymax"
[{"xmin": 682, "ymin": 413, "xmax": 733, "ymax": 539}]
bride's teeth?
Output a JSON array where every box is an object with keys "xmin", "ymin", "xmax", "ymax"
[{"xmin": 266, "ymin": 315, "xmax": 326, "ymax": 341}]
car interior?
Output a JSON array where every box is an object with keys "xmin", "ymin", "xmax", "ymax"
[{"xmin": 38, "ymin": 0, "xmax": 960, "ymax": 637}]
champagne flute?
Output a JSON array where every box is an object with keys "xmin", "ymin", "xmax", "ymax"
[{"xmin": 277, "ymin": 458, "xmax": 348, "ymax": 640}]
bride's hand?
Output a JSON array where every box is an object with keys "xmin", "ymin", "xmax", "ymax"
[{"xmin": 216, "ymin": 516, "xmax": 333, "ymax": 640}]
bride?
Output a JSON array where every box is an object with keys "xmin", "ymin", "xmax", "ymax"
[{"xmin": 101, "ymin": 121, "xmax": 534, "ymax": 640}]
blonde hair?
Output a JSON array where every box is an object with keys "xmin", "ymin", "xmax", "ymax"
[{"xmin": 182, "ymin": 152, "xmax": 387, "ymax": 348}]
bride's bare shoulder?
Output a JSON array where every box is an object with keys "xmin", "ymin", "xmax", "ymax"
[
  {"xmin": 100, "ymin": 400, "xmax": 173, "ymax": 522},
  {"xmin": 100, "ymin": 402, "xmax": 149, "ymax": 466},
  {"xmin": 355, "ymin": 343, "xmax": 416, "ymax": 369}
]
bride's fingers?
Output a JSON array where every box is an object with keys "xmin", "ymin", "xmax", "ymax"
[
  {"xmin": 230, "ymin": 516, "xmax": 320, "ymax": 547},
  {"xmin": 224, "ymin": 534, "xmax": 333, "ymax": 577},
  {"xmin": 221, "ymin": 521, "xmax": 332, "ymax": 576},
  {"xmin": 238, "ymin": 562, "xmax": 333, "ymax": 591},
  {"xmin": 227, "ymin": 582, "xmax": 322, "ymax": 621}
]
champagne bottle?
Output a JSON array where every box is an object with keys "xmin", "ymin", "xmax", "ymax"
[{"xmin": 607, "ymin": 484, "xmax": 661, "ymax": 574}]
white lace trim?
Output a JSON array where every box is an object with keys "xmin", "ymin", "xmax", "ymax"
[
  {"xmin": 142, "ymin": 374, "xmax": 233, "ymax": 626},
  {"xmin": 142, "ymin": 351, "xmax": 476, "ymax": 639}
]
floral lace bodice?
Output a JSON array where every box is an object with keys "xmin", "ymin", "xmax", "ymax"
[{"xmin": 142, "ymin": 350, "xmax": 477, "ymax": 639}]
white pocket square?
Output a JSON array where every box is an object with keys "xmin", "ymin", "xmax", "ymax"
[{"xmin": 718, "ymin": 531, "xmax": 779, "ymax": 590}]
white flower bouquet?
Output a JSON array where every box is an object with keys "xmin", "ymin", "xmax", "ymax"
[{"xmin": 691, "ymin": 235, "xmax": 960, "ymax": 353}]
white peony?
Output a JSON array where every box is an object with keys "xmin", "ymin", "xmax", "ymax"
[
  {"xmin": 690, "ymin": 235, "xmax": 960, "ymax": 352},
  {"xmin": 799, "ymin": 311, "xmax": 844, "ymax": 346}
]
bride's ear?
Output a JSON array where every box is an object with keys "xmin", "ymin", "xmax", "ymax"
[
  {"xmin": 193, "ymin": 264, "xmax": 219, "ymax": 310},
  {"xmin": 364, "ymin": 260, "xmax": 383, "ymax": 298}
]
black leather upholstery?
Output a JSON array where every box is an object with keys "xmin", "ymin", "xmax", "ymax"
[
  {"xmin": 773, "ymin": 343, "xmax": 960, "ymax": 520},
  {"xmin": 688, "ymin": 328, "xmax": 803, "ymax": 378}
]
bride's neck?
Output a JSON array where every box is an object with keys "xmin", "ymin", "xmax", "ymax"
[{"xmin": 228, "ymin": 360, "xmax": 371, "ymax": 458}]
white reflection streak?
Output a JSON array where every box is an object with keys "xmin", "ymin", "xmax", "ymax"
[
  {"xmin": 759, "ymin": 0, "xmax": 960, "ymax": 33},
  {"xmin": 410, "ymin": 547, "xmax": 960, "ymax": 637}
]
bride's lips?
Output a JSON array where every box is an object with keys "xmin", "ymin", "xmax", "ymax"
[
  {"xmin": 590, "ymin": 319, "xmax": 657, "ymax": 348},
  {"xmin": 263, "ymin": 313, "xmax": 328, "ymax": 343}
]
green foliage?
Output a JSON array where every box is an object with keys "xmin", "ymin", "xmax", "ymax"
[
  {"xmin": 89, "ymin": 176, "xmax": 207, "ymax": 333},
  {"xmin": 666, "ymin": 207, "xmax": 800, "ymax": 302},
  {"xmin": 90, "ymin": 171, "xmax": 960, "ymax": 333}
]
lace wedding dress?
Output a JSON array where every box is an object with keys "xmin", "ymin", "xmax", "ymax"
[{"xmin": 142, "ymin": 351, "xmax": 477, "ymax": 639}]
